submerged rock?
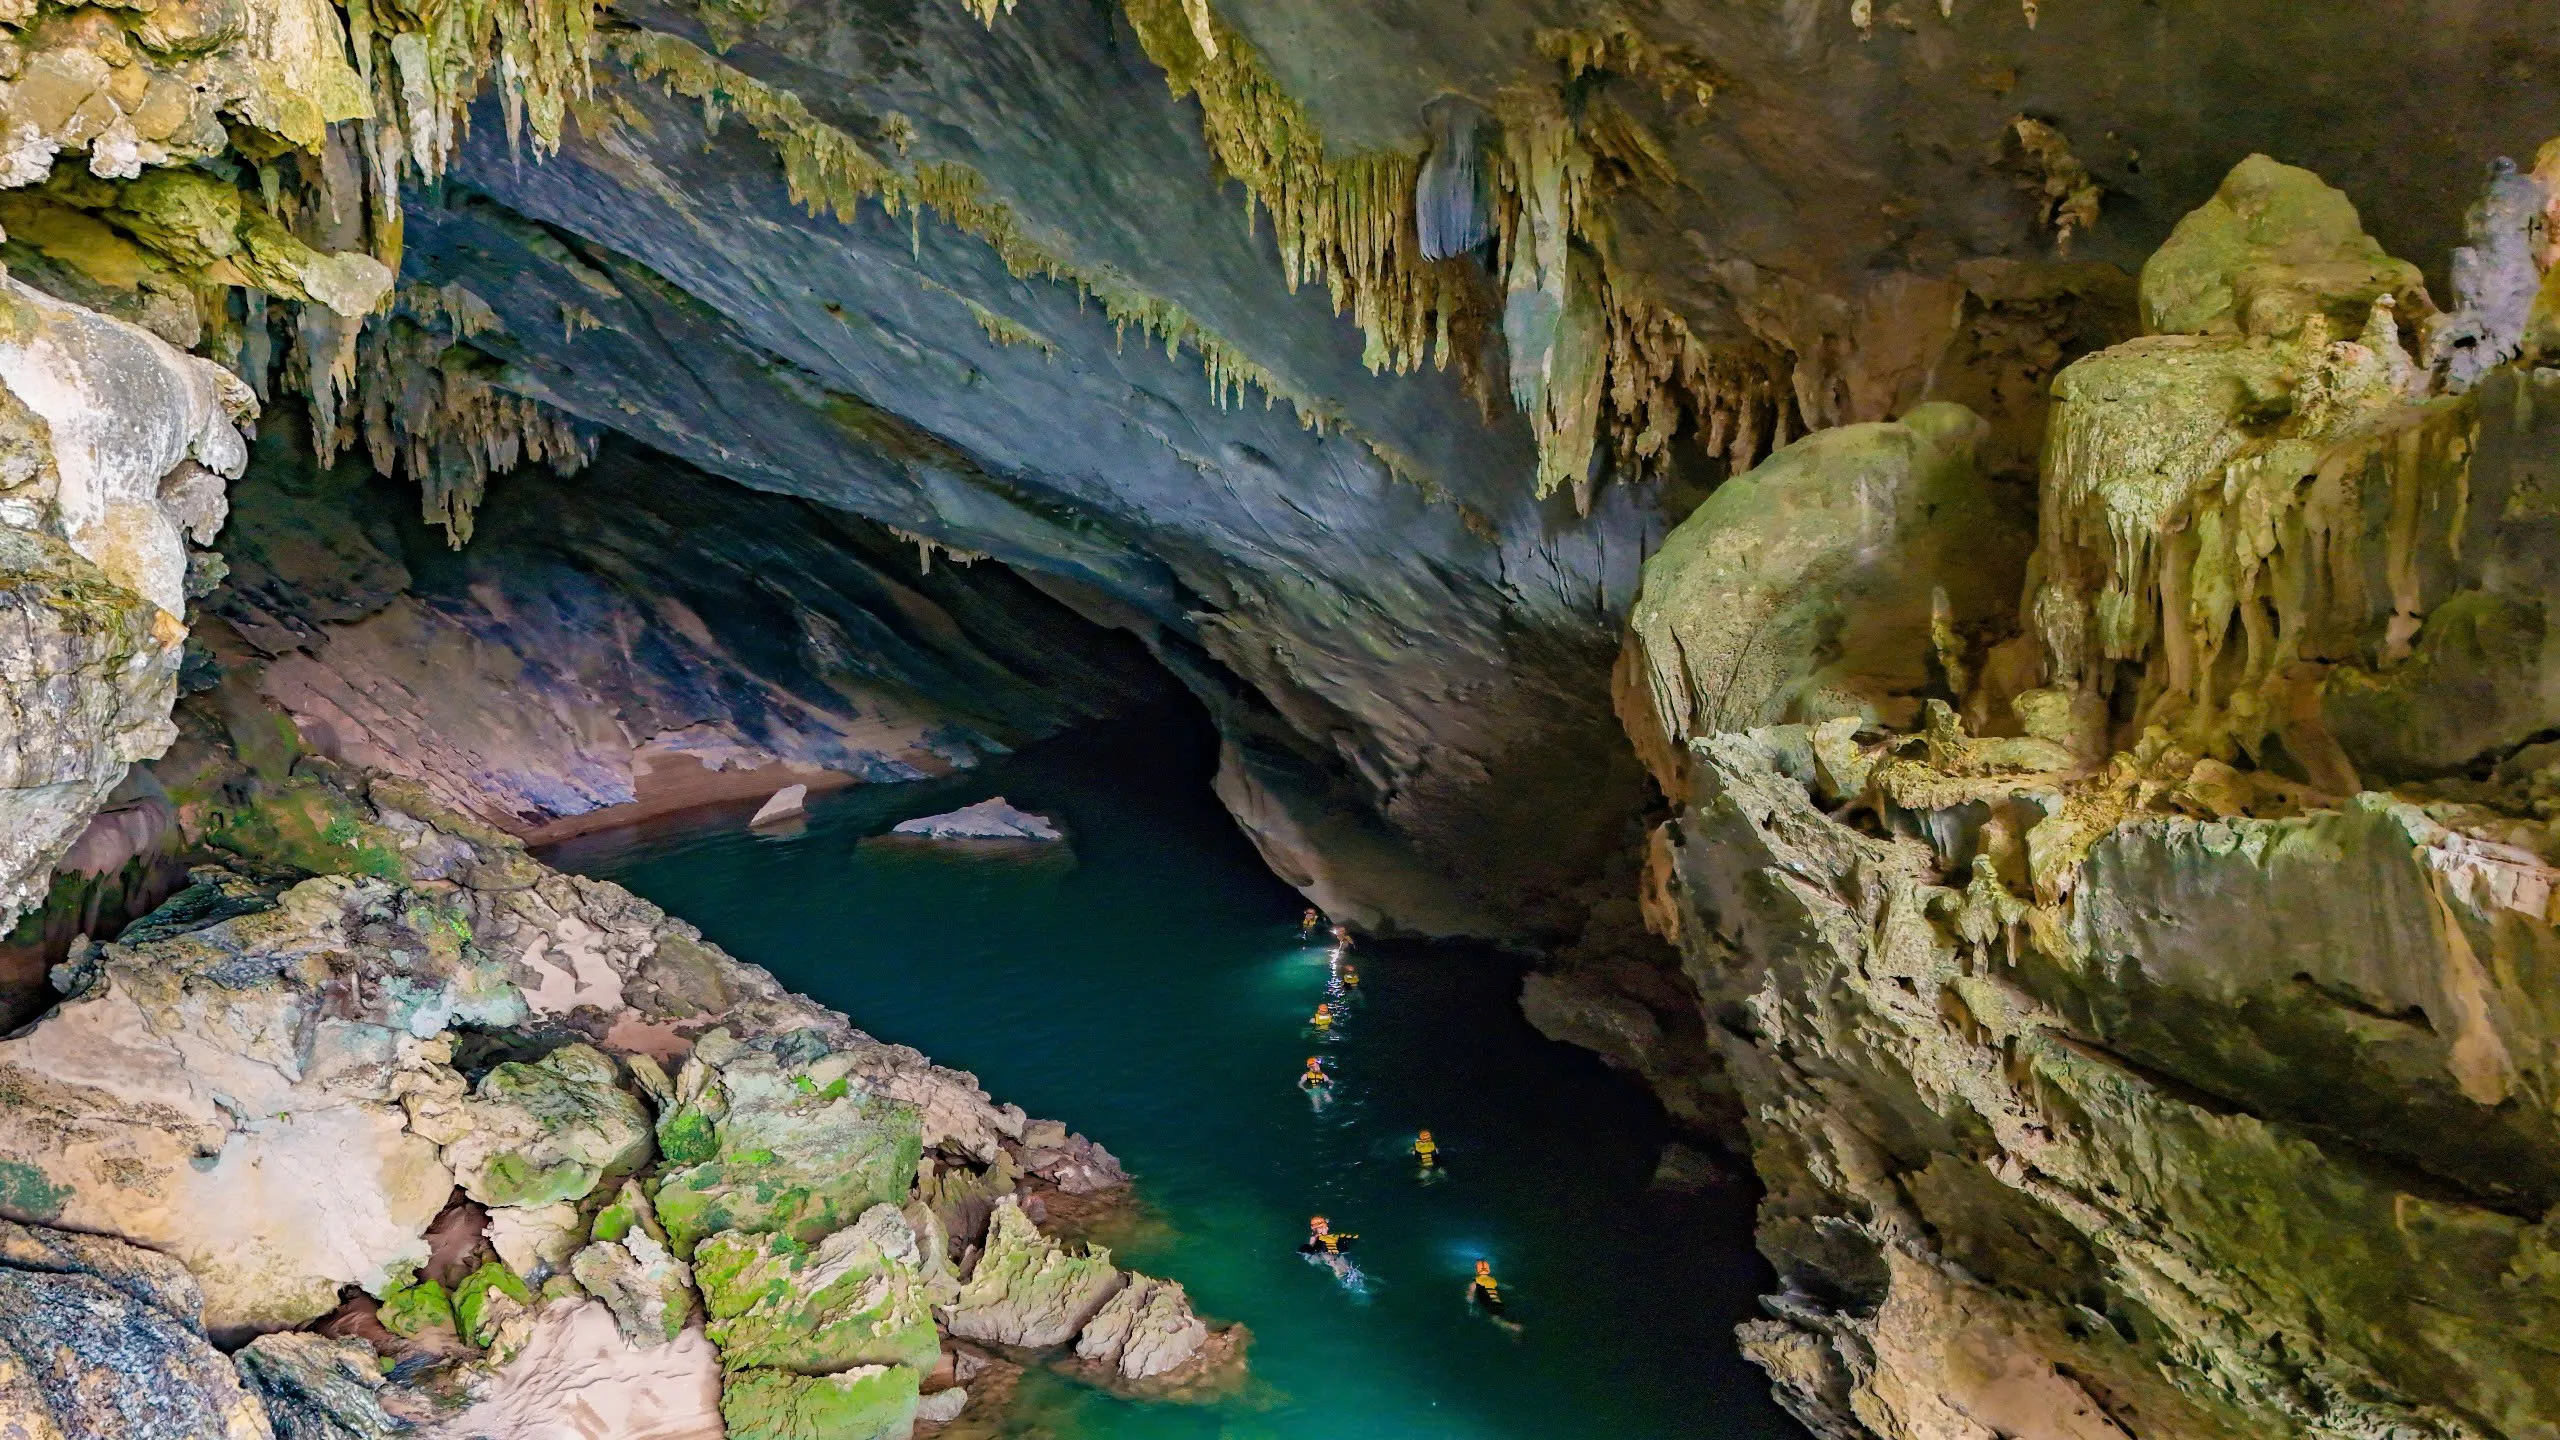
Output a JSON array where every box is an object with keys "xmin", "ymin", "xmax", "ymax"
[
  {"xmin": 748, "ymin": 785, "xmax": 808, "ymax": 828},
  {"xmin": 889, "ymin": 798, "xmax": 1062, "ymax": 842}
]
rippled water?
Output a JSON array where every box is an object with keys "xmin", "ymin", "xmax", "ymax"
[{"xmin": 545, "ymin": 704, "xmax": 1796, "ymax": 1440}]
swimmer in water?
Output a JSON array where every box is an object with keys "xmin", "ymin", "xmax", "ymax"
[
  {"xmin": 1310, "ymin": 1002, "xmax": 1334, "ymax": 1031},
  {"xmin": 1301, "ymin": 907, "xmax": 1321, "ymax": 938},
  {"xmin": 1298, "ymin": 1056, "xmax": 1331, "ymax": 1090},
  {"xmin": 1339, "ymin": 962, "xmax": 1360, "ymax": 991},
  {"xmin": 1330, "ymin": 923, "xmax": 1353, "ymax": 951},
  {"xmin": 1300, "ymin": 1215, "xmax": 1358, "ymax": 1256},
  {"xmin": 1412, "ymin": 1128, "xmax": 1439, "ymax": 1168},
  {"xmin": 1468, "ymin": 1259, "xmax": 1521, "ymax": 1333}
]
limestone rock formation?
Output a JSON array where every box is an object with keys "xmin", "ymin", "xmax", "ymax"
[
  {"xmin": 944, "ymin": 1196, "xmax": 1125, "ymax": 1349},
  {"xmin": 646, "ymin": 1035, "xmax": 926, "ymax": 1258},
  {"xmin": 0, "ymin": 273, "xmax": 253, "ymax": 931},
  {"xmin": 1625, "ymin": 152, "xmax": 2560, "ymax": 1439},
  {"xmin": 1621, "ymin": 402, "xmax": 2028, "ymax": 797},
  {"xmin": 695, "ymin": 1206, "xmax": 945, "ymax": 1376},
  {"xmin": 418, "ymin": 1043, "xmax": 653, "ymax": 1210},
  {"xmin": 1073, "ymin": 1273, "xmax": 1208, "ymax": 1382}
]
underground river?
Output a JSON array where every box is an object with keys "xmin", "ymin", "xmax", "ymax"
[{"xmin": 544, "ymin": 704, "xmax": 1797, "ymax": 1439}]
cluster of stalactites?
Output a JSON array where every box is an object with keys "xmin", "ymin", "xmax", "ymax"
[
  {"xmin": 2024, "ymin": 152, "xmax": 2560, "ymax": 770},
  {"xmin": 332, "ymin": 283, "xmax": 596, "ymax": 546},
  {"xmin": 612, "ymin": 28, "xmax": 1340, "ymax": 436},
  {"xmin": 0, "ymin": 0, "xmax": 612, "ymax": 548},
  {"xmin": 1097, "ymin": 0, "xmax": 1801, "ymax": 510}
]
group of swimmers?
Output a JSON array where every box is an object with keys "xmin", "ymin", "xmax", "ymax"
[{"xmin": 1291, "ymin": 908, "xmax": 1513, "ymax": 1326}]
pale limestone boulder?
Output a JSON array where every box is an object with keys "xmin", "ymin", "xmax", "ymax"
[
  {"xmin": 0, "ymin": 875, "xmax": 517, "ymax": 1337},
  {"xmin": 1074, "ymin": 1274, "xmax": 1207, "ymax": 1381},
  {"xmin": 942, "ymin": 1196, "xmax": 1123, "ymax": 1349}
]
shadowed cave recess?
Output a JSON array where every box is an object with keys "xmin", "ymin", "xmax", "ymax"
[{"xmin": 1, "ymin": 0, "xmax": 2559, "ymax": 1437}]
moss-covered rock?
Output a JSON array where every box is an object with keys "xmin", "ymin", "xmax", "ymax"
[
  {"xmin": 375, "ymin": 1270, "xmax": 457, "ymax": 1340},
  {"xmin": 454, "ymin": 1260, "xmax": 533, "ymax": 1348},
  {"xmin": 2139, "ymin": 153, "xmax": 2429, "ymax": 339},
  {"xmin": 429, "ymin": 1043, "xmax": 653, "ymax": 1209},
  {"xmin": 650, "ymin": 1036, "xmax": 923, "ymax": 1258},
  {"xmin": 944, "ymin": 1195, "xmax": 1124, "ymax": 1349},
  {"xmin": 696, "ymin": 1205, "xmax": 943, "ymax": 1375},
  {"xmin": 720, "ymin": 1363, "xmax": 920, "ymax": 1440}
]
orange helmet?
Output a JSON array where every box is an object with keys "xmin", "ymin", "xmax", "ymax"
[
  {"xmin": 1418, "ymin": 1128, "xmax": 1433, "ymax": 1140},
  {"xmin": 1310, "ymin": 1215, "xmax": 1328, "ymax": 1227},
  {"xmin": 1475, "ymin": 1259, "xmax": 1492, "ymax": 1273}
]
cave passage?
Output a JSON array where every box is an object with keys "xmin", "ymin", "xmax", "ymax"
[{"xmin": 542, "ymin": 700, "xmax": 1795, "ymax": 1438}]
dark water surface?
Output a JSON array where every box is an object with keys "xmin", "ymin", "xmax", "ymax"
[{"xmin": 545, "ymin": 705, "xmax": 1795, "ymax": 1440}]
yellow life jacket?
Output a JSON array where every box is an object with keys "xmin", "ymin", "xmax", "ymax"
[
  {"xmin": 1311, "ymin": 1012, "xmax": 1332, "ymax": 1028},
  {"xmin": 1473, "ymin": 1272, "xmax": 1499, "ymax": 1296},
  {"xmin": 1413, "ymin": 1137, "xmax": 1438, "ymax": 1159}
]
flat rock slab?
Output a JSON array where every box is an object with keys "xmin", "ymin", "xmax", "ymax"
[{"xmin": 890, "ymin": 799, "xmax": 1062, "ymax": 842}]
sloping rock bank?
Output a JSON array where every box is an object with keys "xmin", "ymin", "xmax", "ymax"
[
  {"xmin": 1623, "ymin": 155, "xmax": 2560, "ymax": 1438},
  {"xmin": 0, "ymin": 769, "xmax": 1241, "ymax": 1437}
]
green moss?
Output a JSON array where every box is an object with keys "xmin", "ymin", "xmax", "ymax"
[
  {"xmin": 478, "ymin": 1150, "xmax": 597, "ymax": 1208},
  {"xmin": 720, "ymin": 1365, "xmax": 919, "ymax": 1440},
  {"xmin": 659, "ymin": 1108, "xmax": 720, "ymax": 1166},
  {"xmin": 454, "ymin": 1261, "xmax": 532, "ymax": 1347},
  {"xmin": 0, "ymin": 1161, "xmax": 69, "ymax": 1222},
  {"xmin": 376, "ymin": 1275, "xmax": 456, "ymax": 1338},
  {"xmin": 696, "ymin": 1223, "xmax": 941, "ymax": 1375}
]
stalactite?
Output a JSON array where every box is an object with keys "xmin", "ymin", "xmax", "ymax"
[
  {"xmin": 1415, "ymin": 99, "xmax": 1493, "ymax": 262},
  {"xmin": 611, "ymin": 29, "xmax": 1353, "ymax": 436}
]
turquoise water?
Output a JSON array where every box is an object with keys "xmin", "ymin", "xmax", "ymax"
[{"xmin": 545, "ymin": 705, "xmax": 1796, "ymax": 1440}]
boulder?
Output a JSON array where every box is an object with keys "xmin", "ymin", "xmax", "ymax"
[
  {"xmin": 572, "ymin": 1179, "xmax": 698, "ymax": 1347},
  {"xmin": 487, "ymin": 1202, "xmax": 586, "ymax": 1282},
  {"xmin": 748, "ymin": 785, "xmax": 807, "ymax": 828},
  {"xmin": 649, "ymin": 1037, "xmax": 924, "ymax": 1257},
  {"xmin": 942, "ymin": 1197, "xmax": 1124, "ymax": 1349},
  {"xmin": 1073, "ymin": 1274, "xmax": 1207, "ymax": 1381},
  {"xmin": 234, "ymin": 1331, "xmax": 412, "ymax": 1440},
  {"xmin": 719, "ymin": 1365, "xmax": 919, "ymax": 1440},
  {"xmin": 418, "ymin": 1043, "xmax": 653, "ymax": 1209},
  {"xmin": 888, "ymin": 798, "xmax": 1061, "ymax": 842},
  {"xmin": 0, "ymin": 875, "xmax": 483, "ymax": 1336},
  {"xmin": 695, "ymin": 1205, "xmax": 944, "ymax": 1376},
  {"xmin": 0, "ymin": 1223, "xmax": 266, "ymax": 1440}
]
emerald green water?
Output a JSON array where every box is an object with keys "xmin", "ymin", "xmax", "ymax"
[{"xmin": 544, "ymin": 704, "xmax": 1796, "ymax": 1440}]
